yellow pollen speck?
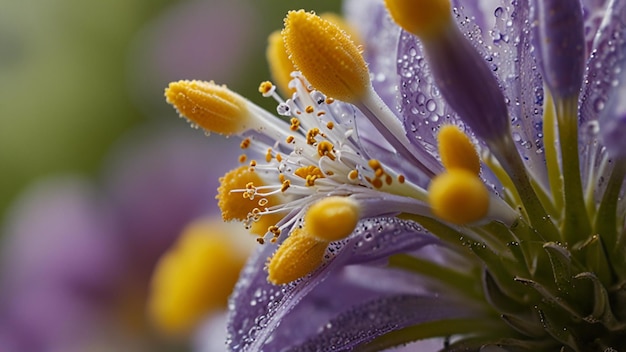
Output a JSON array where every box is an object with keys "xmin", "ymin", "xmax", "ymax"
[
  {"xmin": 267, "ymin": 228, "xmax": 327, "ymax": 285},
  {"xmin": 165, "ymin": 80, "xmax": 250, "ymax": 135},
  {"xmin": 305, "ymin": 105, "xmax": 315, "ymax": 114},
  {"xmin": 290, "ymin": 117, "xmax": 301, "ymax": 131},
  {"xmin": 281, "ymin": 180, "xmax": 291, "ymax": 192},
  {"xmin": 148, "ymin": 218, "xmax": 247, "ymax": 337},
  {"xmin": 304, "ymin": 196, "xmax": 360, "ymax": 242},
  {"xmin": 437, "ymin": 125, "xmax": 480, "ymax": 175},
  {"xmin": 238, "ymin": 154, "xmax": 247, "ymax": 163},
  {"xmin": 282, "ymin": 10, "xmax": 370, "ymax": 103},
  {"xmin": 240, "ymin": 138, "xmax": 251, "ymax": 149},
  {"xmin": 276, "ymin": 153, "xmax": 283, "ymax": 162},
  {"xmin": 398, "ymin": 174, "xmax": 405, "ymax": 183},
  {"xmin": 318, "ymin": 111, "xmax": 326, "ymax": 117},
  {"xmin": 348, "ymin": 169, "xmax": 359, "ymax": 180},
  {"xmin": 317, "ymin": 141, "xmax": 336, "ymax": 160},
  {"xmin": 428, "ymin": 169, "xmax": 489, "ymax": 225},
  {"xmin": 384, "ymin": 0, "xmax": 452, "ymax": 40},
  {"xmin": 266, "ymin": 31, "xmax": 296, "ymax": 96},
  {"xmin": 325, "ymin": 97, "xmax": 334, "ymax": 104},
  {"xmin": 286, "ymin": 135, "xmax": 295, "ymax": 144},
  {"xmin": 258, "ymin": 81, "xmax": 274, "ymax": 95},
  {"xmin": 266, "ymin": 148, "xmax": 273, "ymax": 162},
  {"xmin": 326, "ymin": 121, "xmax": 335, "ymax": 130}
]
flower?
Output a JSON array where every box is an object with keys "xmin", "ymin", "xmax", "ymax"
[
  {"xmin": 0, "ymin": 122, "xmax": 247, "ymax": 351},
  {"xmin": 164, "ymin": 0, "xmax": 626, "ymax": 350}
]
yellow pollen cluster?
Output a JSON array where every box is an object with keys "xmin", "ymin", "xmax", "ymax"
[
  {"xmin": 429, "ymin": 125, "xmax": 488, "ymax": 224},
  {"xmin": 218, "ymin": 166, "xmax": 284, "ymax": 236},
  {"xmin": 365, "ymin": 159, "xmax": 394, "ymax": 189},
  {"xmin": 282, "ymin": 10, "xmax": 370, "ymax": 103},
  {"xmin": 147, "ymin": 218, "xmax": 247, "ymax": 337},
  {"xmin": 384, "ymin": 0, "xmax": 452, "ymax": 40},
  {"xmin": 267, "ymin": 197, "xmax": 361, "ymax": 284},
  {"xmin": 317, "ymin": 140, "xmax": 336, "ymax": 160},
  {"xmin": 164, "ymin": 80, "xmax": 250, "ymax": 135},
  {"xmin": 294, "ymin": 165, "xmax": 325, "ymax": 186}
]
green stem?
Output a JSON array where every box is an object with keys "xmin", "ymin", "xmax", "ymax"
[
  {"xmin": 556, "ymin": 97, "xmax": 591, "ymax": 245},
  {"xmin": 543, "ymin": 90, "xmax": 564, "ymax": 215},
  {"xmin": 489, "ymin": 135, "xmax": 560, "ymax": 242},
  {"xmin": 596, "ymin": 159, "xmax": 626, "ymax": 250}
]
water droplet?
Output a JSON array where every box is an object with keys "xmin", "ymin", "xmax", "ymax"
[
  {"xmin": 426, "ymin": 99, "xmax": 437, "ymax": 112},
  {"xmin": 494, "ymin": 7, "xmax": 504, "ymax": 17}
]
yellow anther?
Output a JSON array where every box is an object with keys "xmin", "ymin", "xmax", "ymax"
[
  {"xmin": 428, "ymin": 169, "xmax": 489, "ymax": 225},
  {"xmin": 304, "ymin": 196, "xmax": 360, "ymax": 242},
  {"xmin": 148, "ymin": 218, "xmax": 248, "ymax": 337},
  {"xmin": 307, "ymin": 128, "xmax": 321, "ymax": 145},
  {"xmin": 437, "ymin": 125, "xmax": 481, "ymax": 175},
  {"xmin": 258, "ymin": 81, "xmax": 274, "ymax": 95},
  {"xmin": 384, "ymin": 0, "xmax": 452, "ymax": 40},
  {"xmin": 266, "ymin": 148, "xmax": 273, "ymax": 162},
  {"xmin": 282, "ymin": 10, "xmax": 369, "ymax": 103},
  {"xmin": 267, "ymin": 228, "xmax": 327, "ymax": 285},
  {"xmin": 281, "ymin": 180, "xmax": 291, "ymax": 192},
  {"xmin": 266, "ymin": 30, "xmax": 296, "ymax": 96},
  {"xmin": 286, "ymin": 135, "xmax": 295, "ymax": 144},
  {"xmin": 165, "ymin": 80, "xmax": 250, "ymax": 135},
  {"xmin": 295, "ymin": 165, "xmax": 325, "ymax": 181},
  {"xmin": 305, "ymin": 105, "xmax": 315, "ymax": 114},
  {"xmin": 290, "ymin": 117, "xmax": 301, "ymax": 131},
  {"xmin": 348, "ymin": 169, "xmax": 359, "ymax": 180},
  {"xmin": 218, "ymin": 166, "xmax": 271, "ymax": 222},
  {"xmin": 317, "ymin": 140, "xmax": 336, "ymax": 160},
  {"xmin": 240, "ymin": 138, "xmax": 251, "ymax": 149}
]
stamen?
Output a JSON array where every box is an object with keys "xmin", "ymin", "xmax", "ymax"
[
  {"xmin": 304, "ymin": 196, "xmax": 360, "ymax": 242},
  {"xmin": 165, "ymin": 80, "xmax": 251, "ymax": 135},
  {"xmin": 282, "ymin": 10, "xmax": 369, "ymax": 103},
  {"xmin": 437, "ymin": 125, "xmax": 480, "ymax": 175},
  {"xmin": 267, "ymin": 228, "xmax": 327, "ymax": 285},
  {"xmin": 266, "ymin": 31, "xmax": 296, "ymax": 96},
  {"xmin": 428, "ymin": 169, "xmax": 489, "ymax": 225}
]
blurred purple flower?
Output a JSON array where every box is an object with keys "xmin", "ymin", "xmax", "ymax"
[{"xmin": 0, "ymin": 122, "xmax": 240, "ymax": 351}]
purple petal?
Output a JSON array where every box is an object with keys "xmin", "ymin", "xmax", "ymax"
[
  {"xmin": 530, "ymin": 0, "xmax": 586, "ymax": 99},
  {"xmin": 579, "ymin": 0, "xmax": 626, "ymax": 125},
  {"xmin": 490, "ymin": 0, "xmax": 549, "ymax": 185},
  {"xmin": 599, "ymin": 66, "xmax": 626, "ymax": 158},
  {"xmin": 289, "ymin": 294, "xmax": 475, "ymax": 351},
  {"xmin": 344, "ymin": 0, "xmax": 401, "ymax": 110},
  {"xmin": 226, "ymin": 217, "xmax": 438, "ymax": 351},
  {"xmin": 582, "ymin": 0, "xmax": 611, "ymax": 58}
]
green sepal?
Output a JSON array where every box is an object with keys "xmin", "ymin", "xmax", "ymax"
[
  {"xmin": 574, "ymin": 272, "xmax": 625, "ymax": 331},
  {"xmin": 534, "ymin": 304, "xmax": 581, "ymax": 350},
  {"xmin": 501, "ymin": 313, "xmax": 547, "ymax": 338},
  {"xmin": 514, "ymin": 277, "xmax": 583, "ymax": 320},
  {"xmin": 543, "ymin": 242, "xmax": 574, "ymax": 291},
  {"xmin": 576, "ymin": 235, "xmax": 613, "ymax": 287},
  {"xmin": 483, "ymin": 269, "xmax": 526, "ymax": 315}
]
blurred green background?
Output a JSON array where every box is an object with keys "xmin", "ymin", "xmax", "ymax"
[{"xmin": 0, "ymin": 0, "xmax": 342, "ymax": 221}]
